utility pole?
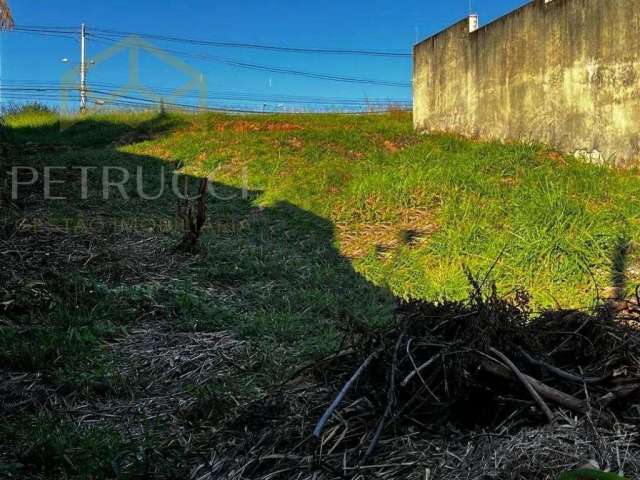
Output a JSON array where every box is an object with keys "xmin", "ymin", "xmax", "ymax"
[{"xmin": 80, "ymin": 23, "xmax": 87, "ymax": 112}]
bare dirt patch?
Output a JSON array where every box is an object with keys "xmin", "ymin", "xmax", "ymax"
[
  {"xmin": 265, "ymin": 122, "xmax": 304, "ymax": 132},
  {"xmin": 381, "ymin": 135, "xmax": 419, "ymax": 154},
  {"xmin": 383, "ymin": 140, "xmax": 400, "ymax": 153},
  {"xmin": 539, "ymin": 149, "xmax": 568, "ymax": 166},
  {"xmin": 215, "ymin": 121, "xmax": 304, "ymax": 133}
]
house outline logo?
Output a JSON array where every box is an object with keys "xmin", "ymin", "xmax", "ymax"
[{"xmin": 60, "ymin": 34, "xmax": 208, "ymax": 120}]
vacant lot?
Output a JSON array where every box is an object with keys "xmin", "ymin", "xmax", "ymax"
[{"xmin": 1, "ymin": 108, "xmax": 639, "ymax": 478}]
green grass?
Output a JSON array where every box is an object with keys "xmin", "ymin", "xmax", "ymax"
[
  {"xmin": 0, "ymin": 276, "xmax": 138, "ymax": 375},
  {"xmin": 121, "ymin": 110, "xmax": 639, "ymax": 307},
  {"xmin": 2, "ymin": 108, "xmax": 398, "ymax": 379},
  {"xmin": 1, "ymin": 106, "xmax": 639, "ymax": 478},
  {"xmin": 0, "ymin": 413, "xmax": 128, "ymax": 479},
  {"xmin": 3, "ymin": 108, "xmax": 639, "ymax": 364}
]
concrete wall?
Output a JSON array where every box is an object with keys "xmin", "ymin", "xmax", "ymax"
[{"xmin": 413, "ymin": 0, "xmax": 640, "ymax": 166}]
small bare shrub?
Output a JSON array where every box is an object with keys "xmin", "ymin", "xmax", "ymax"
[{"xmin": 176, "ymin": 177, "xmax": 208, "ymax": 253}]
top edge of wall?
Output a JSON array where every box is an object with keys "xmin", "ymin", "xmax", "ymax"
[
  {"xmin": 413, "ymin": 17, "xmax": 470, "ymax": 48},
  {"xmin": 414, "ymin": 0, "xmax": 573, "ymax": 48}
]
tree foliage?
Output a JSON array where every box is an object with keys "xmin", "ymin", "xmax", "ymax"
[{"xmin": 0, "ymin": 0, "xmax": 14, "ymax": 31}]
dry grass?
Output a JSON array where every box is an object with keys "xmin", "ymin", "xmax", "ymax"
[
  {"xmin": 198, "ymin": 417, "xmax": 640, "ymax": 480},
  {"xmin": 1, "ymin": 320, "xmax": 247, "ymax": 474},
  {"xmin": 192, "ymin": 291, "xmax": 640, "ymax": 480},
  {"xmin": 215, "ymin": 120, "xmax": 304, "ymax": 133},
  {"xmin": 0, "ymin": 218, "xmax": 195, "ymax": 310},
  {"xmin": 336, "ymin": 207, "xmax": 438, "ymax": 259}
]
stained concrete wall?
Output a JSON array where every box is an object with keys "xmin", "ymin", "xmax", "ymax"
[{"xmin": 413, "ymin": 0, "xmax": 640, "ymax": 166}]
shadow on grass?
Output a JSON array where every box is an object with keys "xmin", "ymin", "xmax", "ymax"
[
  {"xmin": 1, "ymin": 112, "xmax": 395, "ymax": 379},
  {"xmin": 3, "ymin": 110, "xmax": 186, "ymax": 147},
  {"xmin": 0, "ymin": 112, "xmax": 396, "ymax": 477},
  {"xmin": 2, "ymin": 113, "xmax": 640, "ymax": 479}
]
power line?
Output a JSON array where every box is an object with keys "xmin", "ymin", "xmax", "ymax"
[
  {"xmin": 14, "ymin": 24, "xmax": 78, "ymax": 30},
  {"xmin": 89, "ymin": 33, "xmax": 411, "ymax": 88},
  {"xmin": 1, "ymin": 88, "xmax": 400, "ymax": 115},
  {"xmin": 13, "ymin": 24, "xmax": 412, "ymax": 57},
  {"xmin": 0, "ymin": 84, "xmax": 411, "ymax": 108},
  {"xmin": 9, "ymin": 26, "xmax": 411, "ymax": 88},
  {"xmin": 5, "ymin": 24, "xmax": 413, "ymax": 112},
  {"xmin": 89, "ymin": 26, "xmax": 412, "ymax": 58},
  {"xmin": 0, "ymin": 83, "xmax": 411, "ymax": 111},
  {"xmin": 10, "ymin": 28, "xmax": 78, "ymax": 41}
]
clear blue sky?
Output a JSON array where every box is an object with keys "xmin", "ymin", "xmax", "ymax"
[{"xmin": 1, "ymin": 0, "xmax": 529, "ymax": 111}]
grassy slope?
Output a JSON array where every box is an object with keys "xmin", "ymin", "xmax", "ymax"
[
  {"xmin": 2, "ymin": 109, "xmax": 394, "ymax": 369},
  {"xmin": 1, "ymin": 107, "xmax": 639, "ymax": 477},
  {"xmin": 3, "ymin": 107, "xmax": 640, "ymax": 368},
  {"xmin": 129, "ymin": 110, "xmax": 639, "ymax": 307}
]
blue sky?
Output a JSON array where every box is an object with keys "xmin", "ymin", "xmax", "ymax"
[{"xmin": 1, "ymin": 0, "xmax": 530, "ymax": 111}]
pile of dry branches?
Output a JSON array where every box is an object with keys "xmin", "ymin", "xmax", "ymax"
[{"xmin": 206, "ymin": 282, "xmax": 640, "ymax": 479}]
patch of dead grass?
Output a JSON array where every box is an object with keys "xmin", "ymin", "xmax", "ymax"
[
  {"xmin": 0, "ymin": 219, "xmax": 195, "ymax": 317},
  {"xmin": 336, "ymin": 207, "xmax": 439, "ymax": 259}
]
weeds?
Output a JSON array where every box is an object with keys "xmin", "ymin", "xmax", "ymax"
[
  {"xmin": 1, "ymin": 108, "xmax": 640, "ymax": 479},
  {"xmin": 0, "ymin": 277, "xmax": 135, "ymax": 378},
  {"xmin": 0, "ymin": 413, "xmax": 126, "ymax": 478}
]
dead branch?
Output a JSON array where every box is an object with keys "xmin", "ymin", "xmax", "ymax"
[
  {"xmin": 361, "ymin": 334, "xmax": 404, "ymax": 464},
  {"xmin": 480, "ymin": 359, "xmax": 609, "ymax": 421},
  {"xmin": 401, "ymin": 353, "xmax": 440, "ymax": 390},
  {"xmin": 488, "ymin": 347, "xmax": 555, "ymax": 424},
  {"xmin": 402, "ymin": 340, "xmax": 440, "ymax": 401},
  {"xmin": 519, "ymin": 349, "xmax": 610, "ymax": 385},
  {"xmin": 481, "ymin": 359, "xmax": 585, "ymax": 412},
  {"xmin": 313, "ymin": 348, "xmax": 382, "ymax": 440},
  {"xmin": 598, "ymin": 383, "xmax": 640, "ymax": 408}
]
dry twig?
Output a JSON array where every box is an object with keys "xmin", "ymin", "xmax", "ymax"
[
  {"xmin": 313, "ymin": 347, "xmax": 382, "ymax": 439},
  {"xmin": 487, "ymin": 347, "xmax": 555, "ymax": 424}
]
